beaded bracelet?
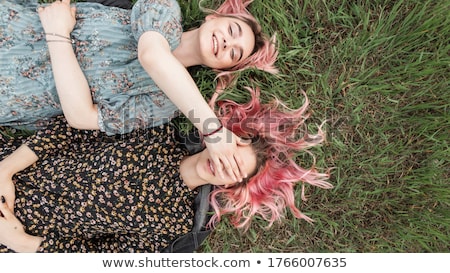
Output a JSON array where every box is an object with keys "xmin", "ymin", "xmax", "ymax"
[{"xmin": 202, "ymin": 124, "xmax": 223, "ymax": 137}]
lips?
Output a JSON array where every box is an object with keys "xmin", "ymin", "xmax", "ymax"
[
  {"xmin": 207, "ymin": 159, "xmax": 216, "ymax": 175},
  {"xmin": 212, "ymin": 34, "xmax": 218, "ymax": 56}
]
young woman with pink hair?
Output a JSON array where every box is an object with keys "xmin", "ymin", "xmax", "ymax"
[
  {"xmin": 0, "ymin": 88, "xmax": 331, "ymax": 252},
  {"xmin": 0, "ymin": 0, "xmax": 277, "ymax": 182}
]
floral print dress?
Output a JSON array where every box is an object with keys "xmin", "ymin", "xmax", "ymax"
[
  {"xmin": 0, "ymin": 0, "xmax": 182, "ymax": 135},
  {"xmin": 0, "ymin": 116, "xmax": 196, "ymax": 252}
]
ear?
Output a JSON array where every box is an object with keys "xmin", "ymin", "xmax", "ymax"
[{"xmin": 205, "ymin": 14, "xmax": 217, "ymax": 21}]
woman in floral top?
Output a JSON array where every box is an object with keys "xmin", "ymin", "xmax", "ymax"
[
  {"xmin": 0, "ymin": 0, "xmax": 278, "ymax": 183},
  {"xmin": 0, "ymin": 88, "xmax": 332, "ymax": 252}
]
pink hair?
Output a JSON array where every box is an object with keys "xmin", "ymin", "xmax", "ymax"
[
  {"xmin": 200, "ymin": 0, "xmax": 279, "ymax": 105},
  {"xmin": 208, "ymin": 87, "xmax": 333, "ymax": 230}
]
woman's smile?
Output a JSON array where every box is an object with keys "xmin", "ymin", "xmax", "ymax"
[
  {"xmin": 207, "ymin": 159, "xmax": 216, "ymax": 175},
  {"xmin": 212, "ymin": 34, "xmax": 219, "ymax": 56}
]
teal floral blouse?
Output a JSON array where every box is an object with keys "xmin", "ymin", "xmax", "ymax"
[{"xmin": 0, "ymin": 0, "xmax": 182, "ymax": 135}]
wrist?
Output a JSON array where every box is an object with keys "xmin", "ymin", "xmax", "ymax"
[
  {"xmin": 14, "ymin": 233, "xmax": 43, "ymax": 253},
  {"xmin": 45, "ymin": 32, "xmax": 74, "ymax": 44},
  {"xmin": 202, "ymin": 124, "xmax": 223, "ymax": 138},
  {"xmin": 202, "ymin": 120, "xmax": 223, "ymax": 138},
  {"xmin": 0, "ymin": 161, "xmax": 15, "ymax": 179}
]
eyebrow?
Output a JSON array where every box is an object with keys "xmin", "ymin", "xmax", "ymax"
[{"xmin": 235, "ymin": 22, "xmax": 244, "ymax": 61}]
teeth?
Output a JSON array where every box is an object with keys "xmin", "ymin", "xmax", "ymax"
[
  {"xmin": 213, "ymin": 35, "xmax": 218, "ymax": 55},
  {"xmin": 209, "ymin": 160, "xmax": 215, "ymax": 175}
]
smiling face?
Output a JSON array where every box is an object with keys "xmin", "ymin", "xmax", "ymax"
[
  {"xmin": 195, "ymin": 144, "xmax": 257, "ymax": 187},
  {"xmin": 198, "ymin": 15, "xmax": 256, "ymax": 70}
]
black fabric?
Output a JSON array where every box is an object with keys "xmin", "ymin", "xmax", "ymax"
[
  {"xmin": 176, "ymin": 128, "xmax": 205, "ymax": 155},
  {"xmin": 84, "ymin": 0, "xmax": 133, "ymax": 9},
  {"xmin": 160, "ymin": 184, "xmax": 213, "ymax": 253},
  {"xmin": 161, "ymin": 230, "xmax": 212, "ymax": 253}
]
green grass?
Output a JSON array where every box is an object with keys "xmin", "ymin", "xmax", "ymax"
[
  {"xmin": 182, "ymin": 0, "xmax": 449, "ymax": 252},
  {"xmin": 11, "ymin": 0, "xmax": 450, "ymax": 252}
]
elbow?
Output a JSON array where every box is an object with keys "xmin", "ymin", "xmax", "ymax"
[
  {"xmin": 65, "ymin": 117, "xmax": 85, "ymax": 130},
  {"xmin": 137, "ymin": 32, "xmax": 170, "ymax": 74},
  {"xmin": 66, "ymin": 119, "xmax": 98, "ymax": 130},
  {"xmin": 138, "ymin": 48, "xmax": 159, "ymax": 74},
  {"xmin": 137, "ymin": 34, "xmax": 155, "ymax": 65},
  {"xmin": 64, "ymin": 108, "xmax": 99, "ymax": 130}
]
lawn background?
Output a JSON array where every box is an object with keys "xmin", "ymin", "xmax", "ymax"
[
  {"xmin": 16, "ymin": 0, "xmax": 450, "ymax": 252},
  {"xmin": 179, "ymin": 0, "xmax": 449, "ymax": 252}
]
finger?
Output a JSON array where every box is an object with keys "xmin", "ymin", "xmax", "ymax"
[
  {"xmin": 222, "ymin": 157, "xmax": 239, "ymax": 182},
  {"xmin": 0, "ymin": 196, "xmax": 12, "ymax": 219},
  {"xmin": 232, "ymin": 136, "xmax": 247, "ymax": 178},
  {"xmin": 223, "ymin": 182, "xmax": 236, "ymax": 189},
  {"xmin": 7, "ymin": 196, "xmax": 15, "ymax": 212},
  {"xmin": 228, "ymin": 155, "xmax": 243, "ymax": 182},
  {"xmin": 233, "ymin": 153, "xmax": 247, "ymax": 179},
  {"xmin": 211, "ymin": 157, "xmax": 226, "ymax": 180}
]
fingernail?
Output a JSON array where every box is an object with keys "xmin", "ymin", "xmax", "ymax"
[{"xmin": 1, "ymin": 196, "xmax": 5, "ymax": 203}]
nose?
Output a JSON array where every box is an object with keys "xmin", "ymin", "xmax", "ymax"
[{"xmin": 223, "ymin": 38, "xmax": 227, "ymax": 48}]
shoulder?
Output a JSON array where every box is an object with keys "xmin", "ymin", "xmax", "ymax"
[
  {"xmin": 132, "ymin": 0, "xmax": 181, "ymax": 17},
  {"xmin": 130, "ymin": 0, "xmax": 182, "ymax": 47}
]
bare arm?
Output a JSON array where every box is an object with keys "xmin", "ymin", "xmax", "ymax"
[
  {"xmin": 138, "ymin": 32, "xmax": 246, "ymax": 181},
  {"xmin": 45, "ymin": 39, "xmax": 99, "ymax": 129},
  {"xmin": 0, "ymin": 145, "xmax": 38, "ymax": 178},
  {"xmin": 0, "ymin": 145, "xmax": 39, "ymax": 211},
  {"xmin": 0, "ymin": 198, "xmax": 43, "ymax": 253},
  {"xmin": 38, "ymin": 0, "xmax": 99, "ymax": 130},
  {"xmin": 138, "ymin": 33, "xmax": 219, "ymax": 134}
]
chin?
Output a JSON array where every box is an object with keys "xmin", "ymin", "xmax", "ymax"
[{"xmin": 203, "ymin": 59, "xmax": 219, "ymax": 70}]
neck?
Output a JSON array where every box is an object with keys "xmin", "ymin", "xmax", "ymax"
[
  {"xmin": 173, "ymin": 29, "xmax": 203, "ymax": 67},
  {"xmin": 179, "ymin": 153, "xmax": 207, "ymax": 190}
]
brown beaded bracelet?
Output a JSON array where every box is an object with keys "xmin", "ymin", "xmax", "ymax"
[{"xmin": 202, "ymin": 124, "xmax": 223, "ymax": 137}]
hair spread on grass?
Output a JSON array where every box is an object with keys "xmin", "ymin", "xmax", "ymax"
[
  {"xmin": 208, "ymin": 87, "xmax": 333, "ymax": 230},
  {"xmin": 200, "ymin": 0, "xmax": 279, "ymax": 104}
]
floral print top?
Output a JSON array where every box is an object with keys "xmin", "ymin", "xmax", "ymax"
[
  {"xmin": 0, "ymin": 116, "xmax": 196, "ymax": 253},
  {"xmin": 0, "ymin": 0, "xmax": 182, "ymax": 135}
]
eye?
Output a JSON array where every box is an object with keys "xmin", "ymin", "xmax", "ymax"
[
  {"xmin": 228, "ymin": 25, "xmax": 233, "ymax": 36},
  {"xmin": 230, "ymin": 49, "xmax": 235, "ymax": 60}
]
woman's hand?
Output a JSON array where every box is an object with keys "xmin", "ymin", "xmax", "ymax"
[
  {"xmin": 0, "ymin": 145, "xmax": 40, "ymax": 211},
  {"xmin": 0, "ymin": 165, "xmax": 16, "ymax": 211},
  {"xmin": 203, "ymin": 127, "xmax": 249, "ymax": 182},
  {"xmin": 0, "ymin": 196, "xmax": 43, "ymax": 252},
  {"xmin": 38, "ymin": 0, "xmax": 77, "ymax": 37},
  {"xmin": 0, "ymin": 196, "xmax": 25, "ymax": 240}
]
